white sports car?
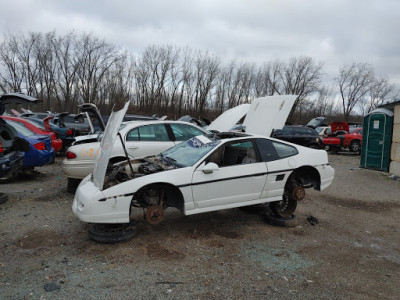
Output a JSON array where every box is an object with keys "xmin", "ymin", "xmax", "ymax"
[{"xmin": 73, "ymin": 96, "xmax": 334, "ymax": 225}]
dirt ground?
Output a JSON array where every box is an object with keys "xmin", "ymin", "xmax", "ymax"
[{"xmin": 0, "ymin": 153, "xmax": 399, "ymax": 299}]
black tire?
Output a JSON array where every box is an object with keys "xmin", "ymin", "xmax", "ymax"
[
  {"xmin": 67, "ymin": 178, "xmax": 81, "ymax": 194},
  {"xmin": 349, "ymin": 140, "xmax": 361, "ymax": 153},
  {"xmin": 88, "ymin": 221, "xmax": 138, "ymax": 244},
  {"xmin": 269, "ymin": 196, "xmax": 297, "ymax": 218},
  {"xmin": 263, "ymin": 212, "xmax": 299, "ymax": 227},
  {"xmin": 0, "ymin": 193, "xmax": 8, "ymax": 204}
]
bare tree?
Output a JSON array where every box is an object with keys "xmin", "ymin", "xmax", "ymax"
[
  {"xmin": 74, "ymin": 33, "xmax": 120, "ymax": 105},
  {"xmin": 336, "ymin": 62, "xmax": 374, "ymax": 121},
  {"xmin": 191, "ymin": 51, "xmax": 220, "ymax": 114},
  {"xmin": 0, "ymin": 34, "xmax": 25, "ymax": 93},
  {"xmin": 280, "ymin": 56, "xmax": 323, "ymax": 119},
  {"xmin": 254, "ymin": 60, "xmax": 282, "ymax": 97},
  {"xmin": 367, "ymin": 76, "xmax": 396, "ymax": 112}
]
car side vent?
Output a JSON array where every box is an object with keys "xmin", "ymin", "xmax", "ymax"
[{"xmin": 276, "ymin": 174, "xmax": 285, "ymax": 181}]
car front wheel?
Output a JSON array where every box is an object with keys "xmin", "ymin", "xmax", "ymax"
[{"xmin": 349, "ymin": 140, "xmax": 361, "ymax": 153}]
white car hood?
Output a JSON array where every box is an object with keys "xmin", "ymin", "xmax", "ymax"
[
  {"xmin": 92, "ymin": 102, "xmax": 130, "ymax": 189},
  {"xmin": 207, "ymin": 103, "xmax": 250, "ymax": 132},
  {"xmin": 243, "ymin": 95, "xmax": 297, "ymax": 137}
]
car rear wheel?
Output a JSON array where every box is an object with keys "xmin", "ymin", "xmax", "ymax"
[
  {"xmin": 269, "ymin": 196, "xmax": 297, "ymax": 218},
  {"xmin": 349, "ymin": 140, "xmax": 361, "ymax": 153}
]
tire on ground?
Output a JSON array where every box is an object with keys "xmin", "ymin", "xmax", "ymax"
[
  {"xmin": 88, "ymin": 221, "xmax": 138, "ymax": 244},
  {"xmin": 263, "ymin": 212, "xmax": 299, "ymax": 227},
  {"xmin": 269, "ymin": 197, "xmax": 297, "ymax": 218}
]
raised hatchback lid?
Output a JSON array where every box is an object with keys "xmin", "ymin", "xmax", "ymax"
[
  {"xmin": 243, "ymin": 95, "xmax": 297, "ymax": 137},
  {"xmin": 207, "ymin": 103, "xmax": 251, "ymax": 132},
  {"xmin": 0, "ymin": 93, "xmax": 39, "ymax": 115}
]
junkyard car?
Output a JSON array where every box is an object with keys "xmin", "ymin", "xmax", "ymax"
[
  {"xmin": 62, "ymin": 120, "xmax": 209, "ymax": 192},
  {"xmin": 271, "ymin": 125, "xmax": 323, "ymax": 148},
  {"xmin": 72, "ymin": 96, "xmax": 334, "ymax": 227},
  {"xmin": 2, "ymin": 116, "xmax": 63, "ymax": 152},
  {"xmin": 0, "ymin": 93, "xmax": 36, "ymax": 182},
  {"xmin": 323, "ymin": 122, "xmax": 363, "ymax": 153},
  {"xmin": 5, "ymin": 120, "xmax": 54, "ymax": 170}
]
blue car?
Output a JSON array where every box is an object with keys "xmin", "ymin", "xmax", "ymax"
[{"xmin": 5, "ymin": 120, "xmax": 54, "ymax": 170}]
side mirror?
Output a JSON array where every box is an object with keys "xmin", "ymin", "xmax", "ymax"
[{"xmin": 200, "ymin": 162, "xmax": 219, "ymax": 174}]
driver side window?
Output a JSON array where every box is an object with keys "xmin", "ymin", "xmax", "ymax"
[{"xmin": 207, "ymin": 140, "xmax": 259, "ymax": 167}]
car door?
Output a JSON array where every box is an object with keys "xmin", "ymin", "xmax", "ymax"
[
  {"xmin": 254, "ymin": 138, "xmax": 299, "ymax": 199},
  {"xmin": 191, "ymin": 139, "xmax": 268, "ymax": 208},
  {"xmin": 124, "ymin": 123, "xmax": 175, "ymax": 157}
]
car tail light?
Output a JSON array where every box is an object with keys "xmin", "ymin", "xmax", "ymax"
[
  {"xmin": 34, "ymin": 142, "xmax": 46, "ymax": 150},
  {"xmin": 66, "ymin": 151, "xmax": 77, "ymax": 159},
  {"xmin": 66, "ymin": 129, "xmax": 73, "ymax": 136},
  {"xmin": 0, "ymin": 141, "xmax": 3, "ymax": 153}
]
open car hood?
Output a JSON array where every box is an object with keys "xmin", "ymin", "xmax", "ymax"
[
  {"xmin": 0, "ymin": 93, "xmax": 38, "ymax": 105},
  {"xmin": 243, "ymin": 95, "xmax": 297, "ymax": 137},
  {"xmin": 207, "ymin": 104, "xmax": 251, "ymax": 132},
  {"xmin": 330, "ymin": 122, "xmax": 349, "ymax": 133},
  {"xmin": 92, "ymin": 101, "xmax": 130, "ymax": 189},
  {"xmin": 306, "ymin": 116, "xmax": 326, "ymax": 129},
  {"xmin": 0, "ymin": 93, "xmax": 39, "ymax": 115},
  {"xmin": 78, "ymin": 103, "xmax": 106, "ymax": 132}
]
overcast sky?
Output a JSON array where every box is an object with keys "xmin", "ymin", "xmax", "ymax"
[{"xmin": 1, "ymin": 0, "xmax": 399, "ymax": 84}]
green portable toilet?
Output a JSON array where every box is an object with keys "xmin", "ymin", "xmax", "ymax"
[{"xmin": 360, "ymin": 108, "xmax": 394, "ymax": 171}]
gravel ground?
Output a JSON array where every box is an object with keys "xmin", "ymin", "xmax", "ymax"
[{"xmin": 0, "ymin": 153, "xmax": 399, "ymax": 299}]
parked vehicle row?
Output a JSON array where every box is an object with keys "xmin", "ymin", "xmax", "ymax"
[
  {"xmin": 320, "ymin": 122, "xmax": 363, "ymax": 153},
  {"xmin": 0, "ymin": 93, "xmax": 40, "ymax": 182}
]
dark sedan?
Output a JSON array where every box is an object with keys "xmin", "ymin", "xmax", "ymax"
[{"xmin": 271, "ymin": 126, "xmax": 323, "ymax": 149}]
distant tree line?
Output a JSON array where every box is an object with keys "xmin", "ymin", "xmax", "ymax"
[{"xmin": 0, "ymin": 31, "xmax": 398, "ymax": 123}]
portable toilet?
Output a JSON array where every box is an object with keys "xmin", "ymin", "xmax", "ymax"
[{"xmin": 360, "ymin": 108, "xmax": 394, "ymax": 171}]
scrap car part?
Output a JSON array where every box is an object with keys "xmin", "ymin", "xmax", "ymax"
[
  {"xmin": 145, "ymin": 205, "xmax": 164, "ymax": 224},
  {"xmin": 292, "ymin": 185, "xmax": 305, "ymax": 201}
]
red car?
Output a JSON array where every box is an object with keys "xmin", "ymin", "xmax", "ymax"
[
  {"xmin": 1, "ymin": 116, "xmax": 63, "ymax": 152},
  {"xmin": 323, "ymin": 122, "xmax": 363, "ymax": 153}
]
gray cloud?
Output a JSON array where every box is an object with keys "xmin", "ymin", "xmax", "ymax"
[{"xmin": 0, "ymin": 0, "xmax": 399, "ymax": 83}]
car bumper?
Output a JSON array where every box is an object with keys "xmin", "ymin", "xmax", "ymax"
[
  {"xmin": 72, "ymin": 177, "xmax": 131, "ymax": 223},
  {"xmin": 62, "ymin": 158, "xmax": 95, "ymax": 179},
  {"xmin": 23, "ymin": 149, "xmax": 54, "ymax": 168},
  {"xmin": 317, "ymin": 164, "xmax": 335, "ymax": 190}
]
